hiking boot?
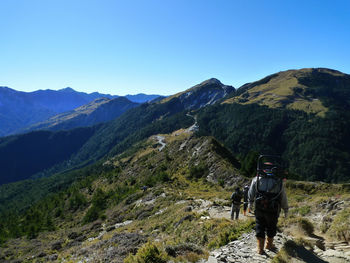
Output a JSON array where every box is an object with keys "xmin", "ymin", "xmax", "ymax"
[
  {"xmin": 243, "ymin": 210, "xmax": 246, "ymax": 216},
  {"xmin": 257, "ymin": 237, "xmax": 265, "ymax": 254},
  {"xmin": 266, "ymin": 237, "xmax": 277, "ymax": 251}
]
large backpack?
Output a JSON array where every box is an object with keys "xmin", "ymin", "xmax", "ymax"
[
  {"xmin": 254, "ymin": 155, "xmax": 283, "ymax": 213},
  {"xmin": 231, "ymin": 190, "xmax": 242, "ymax": 204}
]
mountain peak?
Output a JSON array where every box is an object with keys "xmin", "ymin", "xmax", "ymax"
[
  {"xmin": 224, "ymin": 67, "xmax": 350, "ymax": 116},
  {"xmin": 160, "ymin": 78, "xmax": 235, "ymax": 110},
  {"xmin": 198, "ymin": 78, "xmax": 223, "ymax": 86},
  {"xmin": 59, "ymin": 87, "xmax": 76, "ymax": 92}
]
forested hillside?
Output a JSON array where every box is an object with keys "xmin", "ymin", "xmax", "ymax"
[
  {"xmin": 0, "ymin": 127, "xmax": 98, "ymax": 185},
  {"xmin": 198, "ymin": 68, "xmax": 350, "ymax": 182},
  {"xmin": 196, "ymin": 103, "xmax": 350, "ymax": 182}
]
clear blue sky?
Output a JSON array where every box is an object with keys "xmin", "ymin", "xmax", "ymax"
[{"xmin": 0, "ymin": 0, "xmax": 349, "ymax": 96}]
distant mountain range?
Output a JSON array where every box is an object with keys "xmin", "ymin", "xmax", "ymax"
[
  {"xmin": 0, "ymin": 78, "xmax": 233, "ymax": 185},
  {"xmin": 0, "ymin": 87, "xmax": 160, "ymax": 136},
  {"xmin": 23, "ymin": 97, "xmax": 139, "ymax": 132},
  {"xmin": 1, "ymin": 68, "xmax": 350, "ymax": 187},
  {"xmin": 2, "ymin": 69, "xmax": 350, "ymax": 263}
]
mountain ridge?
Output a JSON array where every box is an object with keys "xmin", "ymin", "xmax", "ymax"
[
  {"xmin": 23, "ymin": 97, "xmax": 139, "ymax": 132},
  {"xmin": 0, "ymin": 86, "xmax": 160, "ymax": 136},
  {"xmin": 0, "ymin": 78, "xmax": 232, "ymax": 186}
]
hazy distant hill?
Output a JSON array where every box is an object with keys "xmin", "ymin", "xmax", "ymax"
[
  {"xmin": 125, "ymin": 93, "xmax": 161, "ymax": 103},
  {"xmin": 0, "ymin": 87, "xmax": 117, "ymax": 136},
  {"xmin": 23, "ymin": 97, "xmax": 139, "ymax": 132},
  {"xmin": 0, "ymin": 87, "xmax": 160, "ymax": 136}
]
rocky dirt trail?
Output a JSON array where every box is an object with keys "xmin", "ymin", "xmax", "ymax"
[{"xmin": 192, "ymin": 199, "xmax": 350, "ymax": 263}]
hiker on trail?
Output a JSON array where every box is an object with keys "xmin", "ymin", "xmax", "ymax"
[
  {"xmin": 248, "ymin": 157, "xmax": 288, "ymax": 255},
  {"xmin": 243, "ymin": 185, "xmax": 250, "ymax": 216},
  {"xmin": 230, "ymin": 187, "xmax": 243, "ymax": 220}
]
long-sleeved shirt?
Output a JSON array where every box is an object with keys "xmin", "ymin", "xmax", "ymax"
[{"xmin": 248, "ymin": 176, "xmax": 288, "ymax": 212}]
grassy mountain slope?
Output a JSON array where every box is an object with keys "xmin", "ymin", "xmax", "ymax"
[
  {"xmin": 0, "ymin": 129, "xmax": 247, "ymax": 261},
  {"xmin": 224, "ymin": 68, "xmax": 350, "ymax": 116},
  {"xmin": 23, "ymin": 97, "xmax": 139, "ymax": 132},
  {"xmin": 1, "ymin": 129, "xmax": 350, "ymax": 262}
]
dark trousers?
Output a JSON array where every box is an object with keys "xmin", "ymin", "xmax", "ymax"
[
  {"xmin": 231, "ymin": 203, "xmax": 240, "ymax": 220},
  {"xmin": 243, "ymin": 202, "xmax": 248, "ymax": 211},
  {"xmin": 255, "ymin": 209, "xmax": 279, "ymax": 238}
]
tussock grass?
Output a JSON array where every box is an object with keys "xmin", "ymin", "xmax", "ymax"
[{"xmin": 328, "ymin": 208, "xmax": 350, "ymax": 242}]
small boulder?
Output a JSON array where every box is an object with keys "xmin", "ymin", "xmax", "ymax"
[
  {"xmin": 37, "ymin": 252, "xmax": 47, "ymax": 258},
  {"xmin": 106, "ymin": 225, "xmax": 116, "ymax": 232},
  {"xmin": 51, "ymin": 240, "xmax": 63, "ymax": 251},
  {"xmin": 184, "ymin": 206, "xmax": 193, "ymax": 212},
  {"xmin": 68, "ymin": 232, "xmax": 79, "ymax": 239},
  {"xmin": 75, "ymin": 235, "xmax": 86, "ymax": 242},
  {"xmin": 47, "ymin": 254, "xmax": 58, "ymax": 261}
]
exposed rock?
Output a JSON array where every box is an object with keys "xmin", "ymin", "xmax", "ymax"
[
  {"xmin": 47, "ymin": 254, "xmax": 58, "ymax": 261},
  {"xmin": 90, "ymin": 220, "xmax": 102, "ymax": 230},
  {"xmin": 51, "ymin": 240, "xmax": 63, "ymax": 250},
  {"xmin": 75, "ymin": 235, "xmax": 86, "ymax": 242},
  {"xmin": 68, "ymin": 232, "xmax": 79, "ymax": 239},
  {"xmin": 67, "ymin": 240, "xmax": 82, "ymax": 248},
  {"xmin": 37, "ymin": 251, "xmax": 46, "ymax": 257},
  {"xmin": 184, "ymin": 206, "xmax": 193, "ymax": 212},
  {"xmin": 106, "ymin": 225, "xmax": 116, "ymax": 232}
]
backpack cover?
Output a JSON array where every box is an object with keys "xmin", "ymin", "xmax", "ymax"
[{"xmin": 254, "ymin": 155, "xmax": 283, "ymax": 213}]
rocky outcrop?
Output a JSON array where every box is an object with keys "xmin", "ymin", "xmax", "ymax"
[{"xmin": 178, "ymin": 78, "xmax": 235, "ymax": 110}]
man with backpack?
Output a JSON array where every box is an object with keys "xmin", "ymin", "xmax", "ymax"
[
  {"xmin": 248, "ymin": 156, "xmax": 289, "ymax": 254},
  {"xmin": 230, "ymin": 187, "xmax": 243, "ymax": 220}
]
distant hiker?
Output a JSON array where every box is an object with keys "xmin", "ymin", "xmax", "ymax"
[
  {"xmin": 230, "ymin": 187, "xmax": 243, "ymax": 220},
  {"xmin": 248, "ymin": 156, "xmax": 288, "ymax": 254},
  {"xmin": 243, "ymin": 185, "xmax": 250, "ymax": 216}
]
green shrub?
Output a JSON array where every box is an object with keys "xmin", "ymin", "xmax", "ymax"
[
  {"xmin": 297, "ymin": 218, "xmax": 314, "ymax": 236},
  {"xmin": 124, "ymin": 242, "xmax": 167, "ymax": 263},
  {"xmin": 68, "ymin": 191, "xmax": 87, "ymax": 211},
  {"xmin": 188, "ymin": 162, "xmax": 208, "ymax": 180},
  {"xmin": 92, "ymin": 188, "xmax": 107, "ymax": 210},
  {"xmin": 83, "ymin": 205, "xmax": 100, "ymax": 223},
  {"xmin": 297, "ymin": 206, "xmax": 311, "ymax": 216}
]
